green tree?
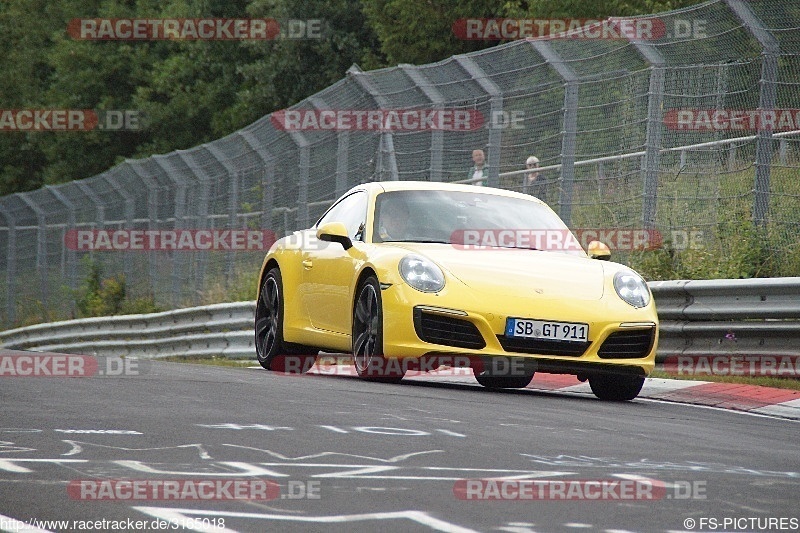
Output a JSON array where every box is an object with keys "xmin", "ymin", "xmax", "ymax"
[
  {"xmin": 361, "ymin": 0, "xmax": 708, "ymax": 67},
  {"xmin": 231, "ymin": 0, "xmax": 383, "ymax": 116},
  {"xmin": 0, "ymin": 0, "xmax": 68, "ymax": 193},
  {"xmin": 359, "ymin": 0, "xmax": 501, "ymax": 67},
  {"xmin": 0, "ymin": 0, "xmax": 711, "ymax": 196}
]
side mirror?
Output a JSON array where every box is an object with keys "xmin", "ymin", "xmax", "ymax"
[
  {"xmin": 316, "ymin": 222, "xmax": 353, "ymax": 250},
  {"xmin": 587, "ymin": 240, "xmax": 611, "ymax": 260}
]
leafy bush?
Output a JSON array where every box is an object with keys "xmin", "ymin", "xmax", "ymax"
[{"xmin": 75, "ymin": 259, "xmax": 161, "ymax": 318}]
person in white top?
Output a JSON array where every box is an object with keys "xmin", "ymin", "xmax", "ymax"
[
  {"xmin": 523, "ymin": 155, "xmax": 545, "ymax": 200},
  {"xmin": 466, "ymin": 149, "xmax": 486, "ymax": 186}
]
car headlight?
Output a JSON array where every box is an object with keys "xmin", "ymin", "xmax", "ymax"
[
  {"xmin": 399, "ymin": 254, "xmax": 445, "ymax": 293},
  {"xmin": 613, "ymin": 270, "xmax": 650, "ymax": 308}
]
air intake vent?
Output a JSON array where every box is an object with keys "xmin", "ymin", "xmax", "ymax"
[
  {"xmin": 597, "ymin": 328, "xmax": 655, "ymax": 359},
  {"xmin": 413, "ymin": 309, "xmax": 486, "ymax": 349}
]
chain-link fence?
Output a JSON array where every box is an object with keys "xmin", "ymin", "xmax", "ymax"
[{"xmin": 1, "ymin": 0, "xmax": 799, "ymax": 329}]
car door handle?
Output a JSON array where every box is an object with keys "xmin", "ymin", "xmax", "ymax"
[{"xmin": 302, "ymin": 259, "xmax": 313, "ymax": 269}]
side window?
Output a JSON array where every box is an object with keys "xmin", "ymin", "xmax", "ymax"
[{"xmin": 316, "ymin": 191, "xmax": 368, "ymax": 241}]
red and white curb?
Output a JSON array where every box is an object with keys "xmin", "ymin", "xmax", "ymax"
[
  {"xmin": 525, "ymin": 373, "xmax": 800, "ymax": 420},
  {"xmin": 303, "ymin": 364, "xmax": 800, "ymax": 421}
]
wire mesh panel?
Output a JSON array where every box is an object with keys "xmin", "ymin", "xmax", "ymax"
[{"xmin": 0, "ymin": 0, "xmax": 798, "ymax": 328}]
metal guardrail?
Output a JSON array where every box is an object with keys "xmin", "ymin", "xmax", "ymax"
[
  {"xmin": 649, "ymin": 278, "xmax": 800, "ymax": 362},
  {"xmin": 2, "ymin": 279, "xmax": 799, "ymax": 362},
  {"xmin": 0, "ymin": 302, "xmax": 256, "ymax": 359}
]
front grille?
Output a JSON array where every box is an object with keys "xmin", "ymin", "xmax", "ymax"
[
  {"xmin": 496, "ymin": 336, "xmax": 590, "ymax": 357},
  {"xmin": 413, "ymin": 309, "xmax": 486, "ymax": 349},
  {"xmin": 597, "ymin": 328, "xmax": 655, "ymax": 359}
]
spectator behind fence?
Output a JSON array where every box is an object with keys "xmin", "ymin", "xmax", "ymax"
[
  {"xmin": 467, "ymin": 149, "xmax": 486, "ymax": 186},
  {"xmin": 523, "ymin": 155, "xmax": 545, "ymax": 201}
]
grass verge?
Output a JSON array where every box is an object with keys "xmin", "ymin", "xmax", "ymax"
[{"xmin": 159, "ymin": 355, "xmax": 255, "ymax": 367}]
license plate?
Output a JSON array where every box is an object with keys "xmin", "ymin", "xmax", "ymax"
[{"xmin": 506, "ymin": 318, "xmax": 588, "ymax": 342}]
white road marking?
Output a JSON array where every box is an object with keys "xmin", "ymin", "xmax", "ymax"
[
  {"xmin": 221, "ymin": 445, "xmax": 444, "ymax": 462},
  {"xmin": 61, "ymin": 440, "xmax": 211, "ymax": 459},
  {"xmin": 114, "ymin": 460, "xmax": 289, "ymax": 477},
  {"xmin": 0, "ymin": 459, "xmax": 86, "ymax": 473},
  {"xmin": 0, "ymin": 514, "xmax": 54, "ymax": 533},
  {"xmin": 133, "ymin": 507, "xmax": 480, "ymax": 533}
]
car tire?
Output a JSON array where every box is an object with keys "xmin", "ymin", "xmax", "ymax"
[
  {"xmin": 352, "ymin": 275, "xmax": 405, "ymax": 383},
  {"xmin": 588, "ymin": 373, "xmax": 645, "ymax": 401},
  {"xmin": 255, "ymin": 267, "xmax": 316, "ymax": 373}
]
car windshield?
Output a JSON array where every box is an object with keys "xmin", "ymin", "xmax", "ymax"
[{"xmin": 373, "ymin": 189, "xmax": 584, "ymax": 255}]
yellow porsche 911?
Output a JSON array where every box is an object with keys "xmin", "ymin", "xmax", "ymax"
[{"xmin": 255, "ymin": 181, "xmax": 658, "ymax": 401}]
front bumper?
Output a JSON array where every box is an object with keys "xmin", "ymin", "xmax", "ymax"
[{"xmin": 380, "ymin": 282, "xmax": 658, "ymax": 376}]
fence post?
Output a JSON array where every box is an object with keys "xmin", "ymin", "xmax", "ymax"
[
  {"xmin": 17, "ymin": 194, "xmax": 49, "ymax": 312},
  {"xmin": 728, "ymin": 143, "xmax": 738, "ymax": 170},
  {"xmin": 627, "ymin": 39, "xmax": 667, "ymax": 229},
  {"xmin": 75, "ymin": 181, "xmax": 106, "ymax": 227},
  {"xmin": 400, "ymin": 64, "xmax": 445, "ymax": 182},
  {"xmin": 153, "ymin": 154, "xmax": 189, "ymax": 307},
  {"xmin": 179, "ymin": 150, "xmax": 214, "ymax": 300},
  {"xmin": 103, "ymin": 173, "xmax": 136, "ymax": 289},
  {"xmin": 239, "ymin": 131, "xmax": 276, "ymax": 236},
  {"xmin": 529, "ymin": 41, "xmax": 577, "ymax": 226},
  {"xmin": 75, "ymin": 180, "xmax": 107, "ymax": 275},
  {"xmin": 45, "ymin": 185, "xmax": 78, "ymax": 314},
  {"xmin": 454, "ymin": 56, "xmax": 502, "ymax": 188},
  {"xmin": 725, "ymin": 0, "xmax": 779, "ymax": 228},
  {"xmin": 308, "ymin": 95, "xmax": 350, "ymax": 198},
  {"xmin": 714, "ymin": 64, "xmax": 730, "ymax": 162},
  {"xmin": 779, "ymin": 138, "xmax": 788, "ymax": 165},
  {"xmin": 347, "ymin": 65, "xmax": 400, "ymax": 182},
  {"xmin": 335, "ymin": 125, "xmax": 350, "ymax": 195},
  {"xmin": 205, "ymin": 143, "xmax": 241, "ymax": 287},
  {"xmin": 126, "ymin": 161, "xmax": 161, "ymax": 298},
  {"xmin": 286, "ymin": 131, "xmax": 311, "ymax": 229},
  {"xmin": 0, "ymin": 201, "xmax": 16, "ymax": 324}
]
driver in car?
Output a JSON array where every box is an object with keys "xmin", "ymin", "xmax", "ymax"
[{"xmin": 378, "ymin": 197, "xmax": 410, "ymax": 241}]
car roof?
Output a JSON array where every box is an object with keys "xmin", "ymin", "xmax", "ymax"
[{"xmin": 349, "ymin": 180, "xmax": 547, "ymax": 205}]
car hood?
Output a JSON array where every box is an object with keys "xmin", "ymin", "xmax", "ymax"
[{"xmin": 389, "ymin": 243, "xmax": 606, "ymax": 300}]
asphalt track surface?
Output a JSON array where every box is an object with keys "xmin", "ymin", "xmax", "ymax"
[{"xmin": 1, "ymin": 360, "xmax": 798, "ymax": 533}]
